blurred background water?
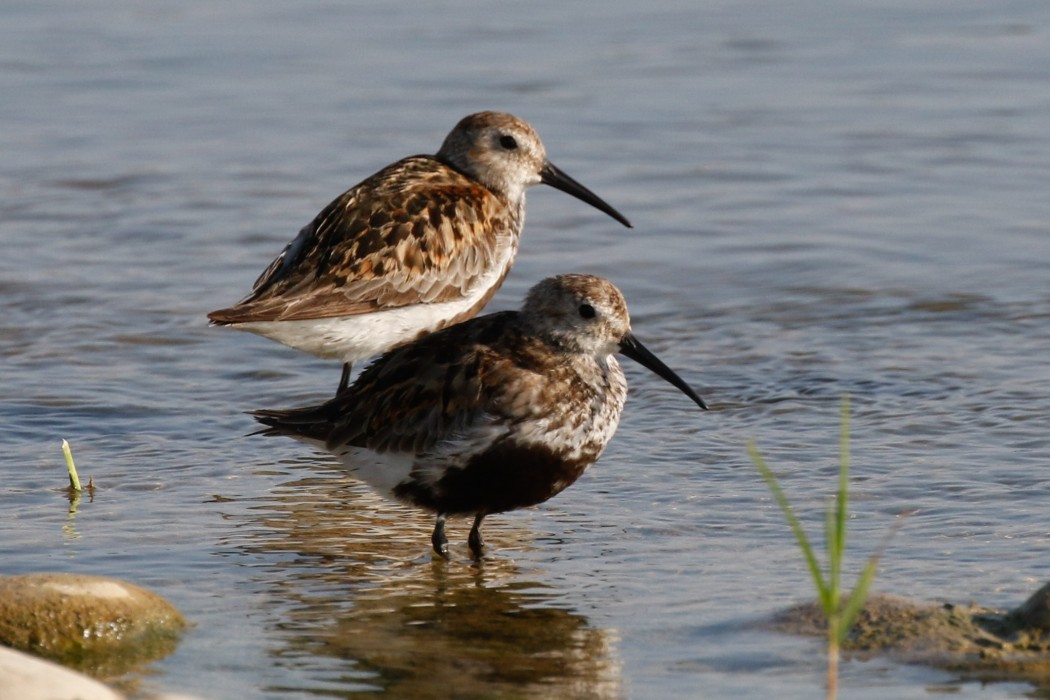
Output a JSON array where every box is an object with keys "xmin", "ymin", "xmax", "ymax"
[{"xmin": 2, "ymin": 1, "xmax": 1049, "ymax": 697}]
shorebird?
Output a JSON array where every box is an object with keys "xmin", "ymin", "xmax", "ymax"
[
  {"xmin": 208, "ymin": 112, "xmax": 632, "ymax": 394},
  {"xmin": 253, "ymin": 274, "xmax": 707, "ymax": 558}
]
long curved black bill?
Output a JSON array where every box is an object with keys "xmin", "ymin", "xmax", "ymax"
[
  {"xmin": 540, "ymin": 161, "xmax": 632, "ymax": 228},
  {"xmin": 619, "ymin": 333, "xmax": 707, "ymax": 410}
]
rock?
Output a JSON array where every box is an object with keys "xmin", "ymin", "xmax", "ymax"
[
  {"xmin": 0, "ymin": 645, "xmax": 209, "ymax": 700},
  {"xmin": 0, "ymin": 572, "xmax": 186, "ymax": 677},
  {"xmin": 1007, "ymin": 581, "xmax": 1050, "ymax": 633},
  {"xmin": 0, "ymin": 645, "xmax": 123, "ymax": 700},
  {"xmin": 771, "ymin": 583, "xmax": 1050, "ymax": 684}
]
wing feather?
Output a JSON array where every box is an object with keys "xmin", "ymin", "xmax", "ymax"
[
  {"xmin": 208, "ymin": 156, "xmax": 517, "ymax": 325},
  {"xmin": 323, "ymin": 313, "xmax": 521, "ymax": 453}
]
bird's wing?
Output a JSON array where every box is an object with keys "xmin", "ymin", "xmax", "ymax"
[
  {"xmin": 323, "ymin": 313, "xmax": 533, "ymax": 454},
  {"xmin": 208, "ymin": 156, "xmax": 516, "ymax": 324}
]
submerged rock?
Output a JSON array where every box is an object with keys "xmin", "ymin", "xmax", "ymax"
[
  {"xmin": 0, "ymin": 572, "xmax": 186, "ymax": 677},
  {"xmin": 772, "ymin": 581, "xmax": 1050, "ymax": 684},
  {"xmin": 0, "ymin": 645, "xmax": 122, "ymax": 700},
  {"xmin": 0, "ymin": 645, "xmax": 209, "ymax": 700}
]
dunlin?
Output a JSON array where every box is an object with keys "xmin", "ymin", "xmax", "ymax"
[
  {"xmin": 208, "ymin": 112, "xmax": 632, "ymax": 393},
  {"xmin": 253, "ymin": 274, "xmax": 706, "ymax": 558}
]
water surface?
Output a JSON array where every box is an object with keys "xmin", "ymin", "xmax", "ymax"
[{"xmin": 3, "ymin": 1, "xmax": 1050, "ymax": 698}]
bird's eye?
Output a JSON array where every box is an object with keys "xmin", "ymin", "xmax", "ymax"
[
  {"xmin": 499, "ymin": 135, "xmax": 518, "ymax": 150},
  {"xmin": 578, "ymin": 303, "xmax": 596, "ymax": 319}
]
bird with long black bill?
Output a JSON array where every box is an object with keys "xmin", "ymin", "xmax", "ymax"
[
  {"xmin": 208, "ymin": 112, "xmax": 632, "ymax": 395},
  {"xmin": 253, "ymin": 273, "xmax": 706, "ymax": 558}
]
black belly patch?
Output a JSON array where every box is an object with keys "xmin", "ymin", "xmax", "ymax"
[{"xmin": 393, "ymin": 441, "xmax": 590, "ymax": 516}]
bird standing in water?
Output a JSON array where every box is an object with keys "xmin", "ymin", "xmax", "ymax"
[
  {"xmin": 208, "ymin": 112, "xmax": 632, "ymax": 394},
  {"xmin": 253, "ymin": 274, "xmax": 706, "ymax": 558}
]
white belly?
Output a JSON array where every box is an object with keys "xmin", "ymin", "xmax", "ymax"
[
  {"xmin": 232, "ymin": 246, "xmax": 515, "ymax": 362},
  {"xmin": 234, "ymin": 297, "xmax": 474, "ymax": 361}
]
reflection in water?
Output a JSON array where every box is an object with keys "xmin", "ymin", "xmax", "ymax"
[
  {"xmin": 62, "ymin": 485, "xmax": 95, "ymax": 545},
  {"xmin": 226, "ymin": 462, "xmax": 623, "ymax": 699},
  {"xmin": 63, "ymin": 489, "xmax": 82, "ymax": 542}
]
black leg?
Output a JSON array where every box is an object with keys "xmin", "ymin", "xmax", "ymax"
[
  {"xmin": 337, "ymin": 363, "xmax": 352, "ymax": 395},
  {"xmin": 468, "ymin": 513, "xmax": 485, "ymax": 558},
  {"xmin": 431, "ymin": 514, "xmax": 449, "ymax": 558}
]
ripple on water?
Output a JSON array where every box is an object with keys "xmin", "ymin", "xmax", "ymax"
[{"xmin": 4, "ymin": 1, "xmax": 1050, "ymax": 697}]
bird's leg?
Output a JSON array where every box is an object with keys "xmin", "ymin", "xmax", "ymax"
[
  {"xmin": 337, "ymin": 363, "xmax": 353, "ymax": 396},
  {"xmin": 468, "ymin": 513, "xmax": 485, "ymax": 558},
  {"xmin": 431, "ymin": 514, "xmax": 449, "ymax": 558}
]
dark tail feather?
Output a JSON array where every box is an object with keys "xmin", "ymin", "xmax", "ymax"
[{"xmin": 250, "ymin": 405, "xmax": 334, "ymax": 441}]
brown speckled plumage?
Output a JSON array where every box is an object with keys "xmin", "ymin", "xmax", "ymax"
[
  {"xmin": 253, "ymin": 274, "xmax": 706, "ymax": 558},
  {"xmin": 208, "ymin": 157, "xmax": 519, "ymax": 323},
  {"xmin": 208, "ymin": 113, "xmax": 632, "ymax": 392}
]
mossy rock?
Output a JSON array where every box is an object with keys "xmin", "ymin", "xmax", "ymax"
[
  {"xmin": 772, "ymin": 582, "xmax": 1050, "ymax": 684},
  {"xmin": 0, "ymin": 573, "xmax": 186, "ymax": 677}
]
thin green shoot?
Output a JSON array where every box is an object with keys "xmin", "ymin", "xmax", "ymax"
[
  {"xmin": 748, "ymin": 396, "xmax": 901, "ymax": 699},
  {"xmin": 62, "ymin": 439, "xmax": 82, "ymax": 492}
]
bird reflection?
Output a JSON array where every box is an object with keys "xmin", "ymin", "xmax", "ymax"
[{"xmin": 226, "ymin": 460, "xmax": 623, "ymax": 699}]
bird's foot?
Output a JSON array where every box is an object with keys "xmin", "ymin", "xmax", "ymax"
[
  {"xmin": 432, "ymin": 515, "xmax": 449, "ymax": 559},
  {"xmin": 468, "ymin": 514, "xmax": 485, "ymax": 559}
]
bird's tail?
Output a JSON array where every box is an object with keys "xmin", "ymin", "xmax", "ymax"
[{"xmin": 250, "ymin": 405, "xmax": 334, "ymax": 442}]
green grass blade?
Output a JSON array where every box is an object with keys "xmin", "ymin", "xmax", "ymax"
[
  {"xmin": 837, "ymin": 512, "xmax": 910, "ymax": 643},
  {"xmin": 748, "ymin": 442, "xmax": 829, "ymax": 604},
  {"xmin": 62, "ymin": 439, "xmax": 82, "ymax": 492},
  {"xmin": 750, "ymin": 397, "xmax": 908, "ymax": 697},
  {"xmin": 825, "ymin": 500, "xmax": 840, "ymax": 607},
  {"xmin": 837, "ymin": 558, "xmax": 877, "ymax": 644},
  {"xmin": 833, "ymin": 397, "xmax": 851, "ymax": 598}
]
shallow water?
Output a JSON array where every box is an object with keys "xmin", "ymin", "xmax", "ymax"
[{"xmin": 3, "ymin": 1, "xmax": 1050, "ymax": 698}]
